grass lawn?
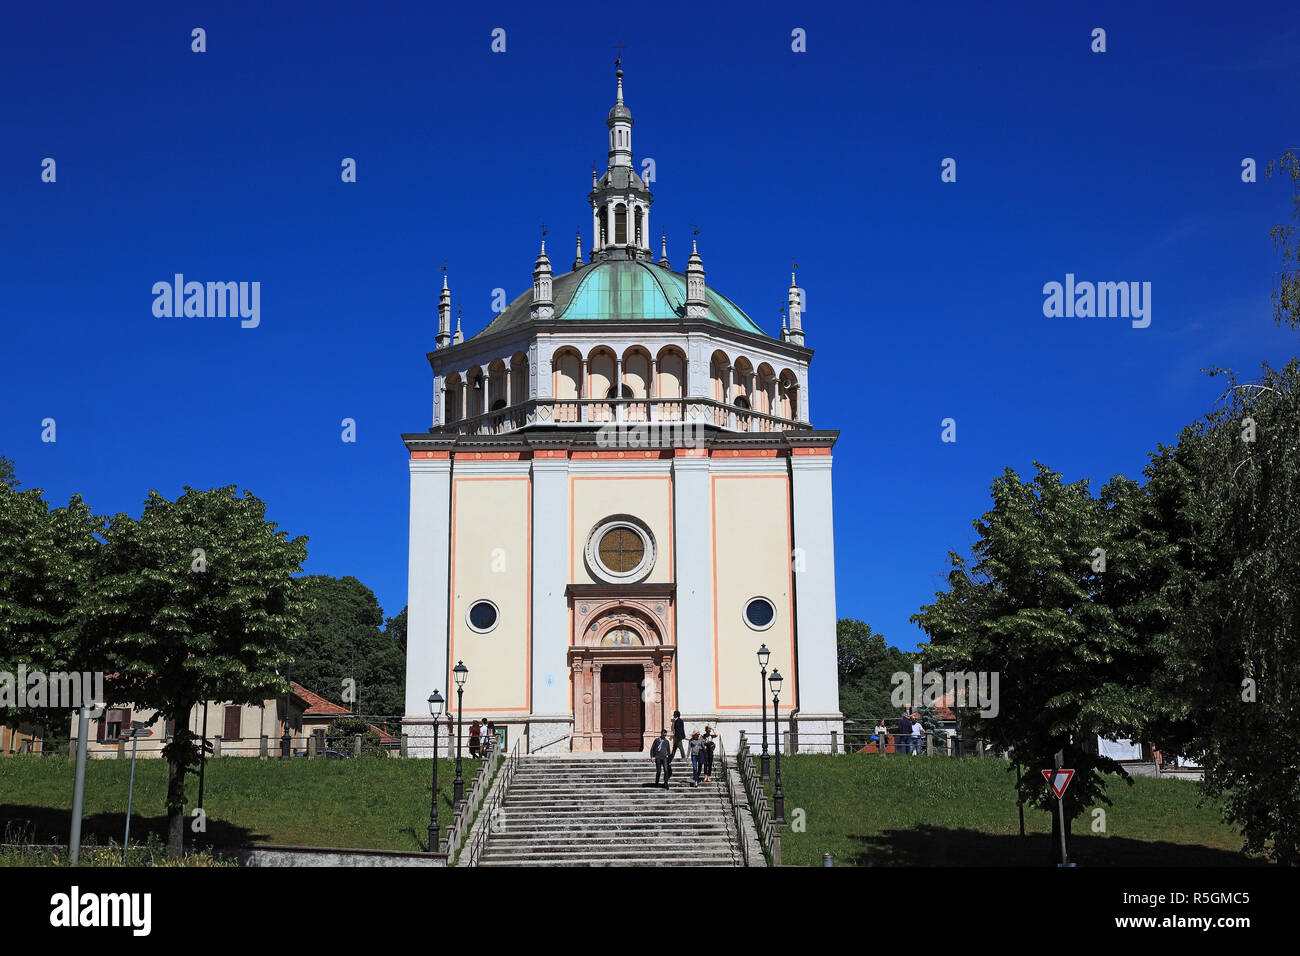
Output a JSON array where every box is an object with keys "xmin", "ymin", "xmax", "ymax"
[
  {"xmin": 0, "ymin": 754, "xmax": 483, "ymax": 854},
  {"xmin": 756, "ymin": 755, "xmax": 1264, "ymax": 866}
]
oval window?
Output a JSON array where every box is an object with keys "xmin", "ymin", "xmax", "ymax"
[
  {"xmin": 467, "ymin": 600, "xmax": 499, "ymax": 633},
  {"xmin": 744, "ymin": 597, "xmax": 776, "ymax": 631}
]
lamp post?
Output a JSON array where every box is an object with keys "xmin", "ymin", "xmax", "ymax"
[
  {"xmin": 427, "ymin": 691, "xmax": 444, "ymax": 853},
  {"xmin": 770, "ymin": 668, "xmax": 786, "ymax": 825},
  {"xmin": 452, "ymin": 661, "xmax": 468, "ymax": 807},
  {"xmin": 758, "ymin": 644, "xmax": 771, "ymax": 781}
]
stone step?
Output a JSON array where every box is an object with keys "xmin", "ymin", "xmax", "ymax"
[
  {"xmin": 501, "ymin": 798, "xmax": 721, "ymax": 806},
  {"xmin": 484, "ymin": 836, "xmax": 730, "ymax": 846},
  {"xmin": 508, "ymin": 782, "xmax": 720, "ymax": 790},
  {"xmin": 511, "ymin": 771, "xmax": 718, "ymax": 777},
  {"xmin": 497, "ymin": 817, "xmax": 721, "ymax": 823},
  {"xmin": 488, "ymin": 827, "xmax": 733, "ymax": 832},
  {"xmin": 470, "ymin": 754, "xmax": 744, "ymax": 866},
  {"xmin": 480, "ymin": 850, "xmax": 736, "ymax": 863},
  {"xmin": 478, "ymin": 859, "xmax": 735, "ymax": 867}
]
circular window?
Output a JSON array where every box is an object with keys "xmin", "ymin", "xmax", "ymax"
[
  {"xmin": 599, "ymin": 527, "xmax": 644, "ymax": 572},
  {"xmin": 466, "ymin": 600, "xmax": 499, "ymax": 633},
  {"xmin": 744, "ymin": 597, "xmax": 776, "ymax": 631},
  {"xmin": 585, "ymin": 516, "xmax": 656, "ymax": 584}
]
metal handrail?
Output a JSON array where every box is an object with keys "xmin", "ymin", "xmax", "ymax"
[
  {"xmin": 444, "ymin": 746, "xmax": 502, "ymax": 861},
  {"xmin": 464, "ymin": 739, "xmax": 522, "ymax": 867},
  {"xmin": 736, "ymin": 731, "xmax": 781, "ymax": 866},
  {"xmin": 714, "ymin": 737, "xmax": 750, "ymax": 867}
]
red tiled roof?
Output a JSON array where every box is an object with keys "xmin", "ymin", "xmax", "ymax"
[
  {"xmin": 289, "ymin": 681, "xmax": 353, "ymax": 717},
  {"xmin": 367, "ymin": 723, "xmax": 398, "ymax": 743}
]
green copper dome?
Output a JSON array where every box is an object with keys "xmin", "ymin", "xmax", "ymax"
[{"xmin": 473, "ymin": 260, "xmax": 766, "ymax": 339}]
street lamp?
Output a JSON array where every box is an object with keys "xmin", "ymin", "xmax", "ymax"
[
  {"xmin": 427, "ymin": 691, "xmax": 444, "ymax": 853},
  {"xmin": 770, "ymin": 668, "xmax": 786, "ymax": 825},
  {"xmin": 758, "ymin": 644, "xmax": 771, "ymax": 781},
  {"xmin": 452, "ymin": 661, "xmax": 468, "ymax": 807}
]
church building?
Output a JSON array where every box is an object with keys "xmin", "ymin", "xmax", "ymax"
[{"xmin": 402, "ymin": 67, "xmax": 842, "ymax": 755}]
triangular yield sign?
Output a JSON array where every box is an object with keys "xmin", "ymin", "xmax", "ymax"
[{"xmin": 1041, "ymin": 768, "xmax": 1075, "ymax": 799}]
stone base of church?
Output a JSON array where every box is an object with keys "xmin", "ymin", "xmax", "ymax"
[
  {"xmin": 399, "ymin": 716, "xmax": 441, "ymax": 759},
  {"xmin": 525, "ymin": 716, "xmax": 573, "ymax": 754},
  {"xmin": 402, "ymin": 711, "xmax": 845, "ymax": 756},
  {"xmin": 675, "ymin": 712, "xmax": 846, "ymax": 756}
]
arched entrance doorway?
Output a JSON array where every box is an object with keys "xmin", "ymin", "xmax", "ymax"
[{"xmin": 568, "ymin": 587, "xmax": 676, "ymax": 752}]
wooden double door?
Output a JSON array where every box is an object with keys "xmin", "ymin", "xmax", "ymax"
[{"xmin": 600, "ymin": 665, "xmax": 645, "ymax": 752}]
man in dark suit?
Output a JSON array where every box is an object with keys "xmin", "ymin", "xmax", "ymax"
[
  {"xmin": 671, "ymin": 710, "xmax": 687, "ymax": 759},
  {"xmin": 650, "ymin": 729, "xmax": 673, "ymax": 787},
  {"xmin": 896, "ymin": 711, "xmax": 914, "ymax": 755}
]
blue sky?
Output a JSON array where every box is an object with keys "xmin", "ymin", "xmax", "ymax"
[{"xmin": 2, "ymin": 1, "xmax": 1297, "ymax": 651}]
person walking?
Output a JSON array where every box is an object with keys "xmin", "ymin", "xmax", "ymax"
[
  {"xmin": 911, "ymin": 715, "xmax": 924, "ymax": 756},
  {"xmin": 671, "ymin": 710, "xmax": 687, "ymax": 760},
  {"xmin": 702, "ymin": 725, "xmax": 716, "ymax": 783},
  {"xmin": 483, "ymin": 720, "xmax": 496, "ymax": 758},
  {"xmin": 896, "ymin": 711, "xmax": 913, "ymax": 755},
  {"xmin": 650, "ymin": 729, "xmax": 673, "ymax": 788},
  {"xmin": 873, "ymin": 719, "xmax": 887, "ymax": 752},
  {"xmin": 468, "ymin": 719, "xmax": 481, "ymax": 759},
  {"xmin": 689, "ymin": 731, "xmax": 703, "ymax": 786}
]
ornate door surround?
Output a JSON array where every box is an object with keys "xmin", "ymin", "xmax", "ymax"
[{"xmin": 568, "ymin": 584, "xmax": 676, "ymax": 753}]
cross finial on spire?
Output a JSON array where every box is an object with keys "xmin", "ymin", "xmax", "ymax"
[
  {"xmin": 541, "ymin": 222, "xmax": 547, "ymax": 239},
  {"xmin": 614, "ymin": 42, "xmax": 627, "ymax": 67}
]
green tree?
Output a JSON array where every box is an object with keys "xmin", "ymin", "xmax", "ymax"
[
  {"xmin": 835, "ymin": 618, "xmax": 909, "ymax": 727},
  {"xmin": 1146, "ymin": 362, "xmax": 1300, "ymax": 864},
  {"xmin": 324, "ymin": 715, "xmax": 387, "ymax": 757},
  {"xmin": 912, "ymin": 464, "xmax": 1150, "ymax": 859},
  {"xmin": 385, "ymin": 605, "xmax": 408, "ymax": 654},
  {"xmin": 83, "ymin": 486, "xmax": 308, "ymax": 856},
  {"xmin": 0, "ymin": 458, "xmax": 100, "ymax": 748},
  {"xmin": 294, "ymin": 576, "xmax": 405, "ymax": 726},
  {"xmin": 1265, "ymin": 150, "xmax": 1300, "ymax": 332}
]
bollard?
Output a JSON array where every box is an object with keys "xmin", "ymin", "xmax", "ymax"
[
  {"xmin": 354, "ymin": 733, "xmax": 362, "ymax": 756},
  {"xmin": 830, "ymin": 730, "xmax": 838, "ymax": 755},
  {"xmin": 213, "ymin": 737, "xmax": 222, "ymax": 758},
  {"xmin": 927, "ymin": 733, "xmax": 934, "ymax": 756},
  {"xmin": 822, "ymin": 852, "xmax": 834, "ymax": 867},
  {"xmin": 400, "ymin": 733, "xmax": 408, "ymax": 758},
  {"xmin": 259, "ymin": 735, "xmax": 268, "ymax": 758},
  {"xmin": 117, "ymin": 737, "xmax": 126, "ymax": 759},
  {"xmin": 307, "ymin": 735, "xmax": 317, "ymax": 758},
  {"xmin": 977, "ymin": 739, "xmax": 985, "ymax": 758}
]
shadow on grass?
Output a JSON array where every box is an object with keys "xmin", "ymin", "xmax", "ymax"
[
  {"xmin": 838, "ymin": 825, "xmax": 1263, "ymax": 867},
  {"xmin": 2, "ymin": 806, "xmax": 264, "ymax": 849}
]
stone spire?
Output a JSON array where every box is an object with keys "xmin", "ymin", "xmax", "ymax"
[
  {"xmin": 685, "ymin": 234, "xmax": 707, "ymax": 320},
  {"xmin": 588, "ymin": 63, "xmax": 652, "ymax": 263},
  {"xmin": 607, "ymin": 64, "xmax": 633, "ymax": 169},
  {"xmin": 786, "ymin": 266, "xmax": 804, "ymax": 346},
  {"xmin": 435, "ymin": 264, "xmax": 451, "ymax": 349},
  {"xmin": 658, "ymin": 231, "xmax": 670, "ymax": 269},
  {"xmin": 453, "ymin": 304, "xmax": 463, "ymax": 345},
  {"xmin": 531, "ymin": 232, "xmax": 554, "ymax": 321},
  {"xmin": 573, "ymin": 229, "xmax": 584, "ymax": 271}
]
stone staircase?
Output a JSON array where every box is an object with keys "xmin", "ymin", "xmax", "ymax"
[{"xmin": 476, "ymin": 754, "xmax": 747, "ymax": 866}]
